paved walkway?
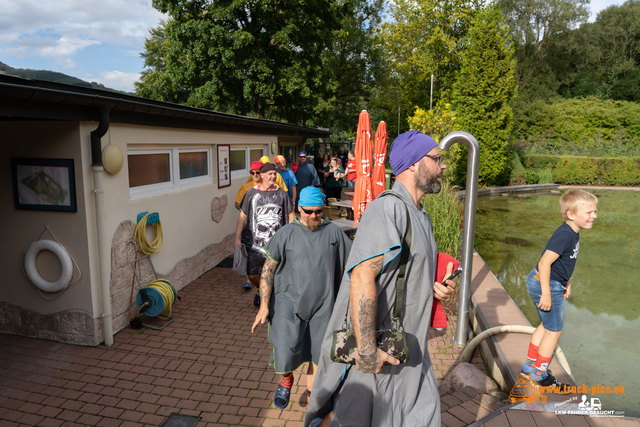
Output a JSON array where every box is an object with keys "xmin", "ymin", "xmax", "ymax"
[{"xmin": 1, "ymin": 260, "xmax": 494, "ymax": 427}]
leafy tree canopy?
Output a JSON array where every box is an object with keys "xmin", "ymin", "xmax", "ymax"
[
  {"xmin": 554, "ymin": 0, "xmax": 640, "ymax": 101},
  {"xmin": 135, "ymin": 20, "xmax": 190, "ymax": 104},
  {"xmin": 137, "ymin": 0, "xmax": 385, "ymax": 130},
  {"xmin": 450, "ymin": 4, "xmax": 517, "ymax": 187},
  {"xmin": 498, "ymin": 0, "xmax": 589, "ymax": 100},
  {"xmin": 372, "ymin": 0, "xmax": 485, "ymax": 139},
  {"xmin": 151, "ymin": 0, "xmax": 345, "ymax": 124}
]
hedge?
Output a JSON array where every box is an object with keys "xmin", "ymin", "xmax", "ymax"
[
  {"xmin": 512, "ymin": 97, "xmax": 640, "ymax": 142},
  {"xmin": 521, "ymin": 154, "xmax": 640, "ymax": 186}
]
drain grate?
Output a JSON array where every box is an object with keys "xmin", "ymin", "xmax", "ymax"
[{"xmin": 160, "ymin": 413, "xmax": 201, "ymax": 427}]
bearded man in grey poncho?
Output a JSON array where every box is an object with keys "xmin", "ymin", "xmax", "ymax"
[
  {"xmin": 305, "ymin": 130, "xmax": 457, "ymax": 427},
  {"xmin": 252, "ymin": 186, "xmax": 352, "ymax": 411}
]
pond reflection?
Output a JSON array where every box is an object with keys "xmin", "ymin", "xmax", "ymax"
[{"xmin": 474, "ymin": 189, "xmax": 640, "ymax": 417}]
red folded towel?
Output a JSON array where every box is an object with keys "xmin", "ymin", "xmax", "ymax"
[{"xmin": 431, "ymin": 252, "xmax": 461, "ymax": 329}]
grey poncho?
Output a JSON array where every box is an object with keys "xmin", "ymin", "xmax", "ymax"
[
  {"xmin": 304, "ymin": 182, "xmax": 440, "ymax": 427},
  {"xmin": 264, "ymin": 217, "xmax": 352, "ymax": 373}
]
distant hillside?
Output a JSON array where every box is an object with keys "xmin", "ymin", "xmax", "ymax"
[{"xmin": 0, "ymin": 62, "xmax": 128, "ymax": 94}]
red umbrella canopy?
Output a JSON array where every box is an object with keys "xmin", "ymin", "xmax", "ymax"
[
  {"xmin": 353, "ymin": 110, "xmax": 373, "ymax": 222},
  {"xmin": 372, "ymin": 121, "xmax": 388, "ymax": 199}
]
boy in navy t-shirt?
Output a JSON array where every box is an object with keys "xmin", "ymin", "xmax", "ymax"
[{"xmin": 521, "ymin": 189, "xmax": 598, "ymax": 391}]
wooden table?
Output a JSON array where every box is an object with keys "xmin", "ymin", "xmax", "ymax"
[
  {"xmin": 329, "ymin": 200, "xmax": 353, "ymax": 209},
  {"xmin": 332, "ymin": 219, "xmax": 359, "ymax": 232}
]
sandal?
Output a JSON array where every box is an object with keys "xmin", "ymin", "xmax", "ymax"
[
  {"xmin": 274, "ymin": 382, "xmax": 292, "ymax": 409},
  {"xmin": 241, "ymin": 281, "xmax": 251, "ymax": 290}
]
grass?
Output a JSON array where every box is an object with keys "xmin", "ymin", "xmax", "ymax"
[{"xmin": 421, "ymin": 179, "xmax": 463, "ymax": 259}]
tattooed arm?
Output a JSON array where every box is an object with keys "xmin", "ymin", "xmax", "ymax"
[
  {"xmin": 251, "ymin": 257, "xmax": 279, "ymax": 333},
  {"xmin": 350, "ymin": 255, "xmax": 400, "ymax": 373}
]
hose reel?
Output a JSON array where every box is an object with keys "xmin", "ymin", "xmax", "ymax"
[
  {"xmin": 128, "ymin": 212, "xmax": 180, "ymax": 330},
  {"xmin": 129, "ymin": 255, "xmax": 180, "ymax": 330}
]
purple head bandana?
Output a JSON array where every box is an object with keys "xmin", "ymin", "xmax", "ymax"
[{"xmin": 389, "ymin": 130, "xmax": 438, "ymax": 175}]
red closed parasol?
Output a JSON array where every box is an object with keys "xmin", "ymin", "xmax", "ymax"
[
  {"xmin": 372, "ymin": 121, "xmax": 388, "ymax": 199},
  {"xmin": 353, "ymin": 110, "xmax": 373, "ymax": 222}
]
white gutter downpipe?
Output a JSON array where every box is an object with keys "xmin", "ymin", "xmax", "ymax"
[
  {"xmin": 91, "ymin": 108, "xmax": 114, "ymax": 346},
  {"xmin": 439, "ymin": 131, "xmax": 480, "ymax": 347}
]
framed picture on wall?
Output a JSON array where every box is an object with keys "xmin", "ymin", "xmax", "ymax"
[
  {"xmin": 11, "ymin": 158, "xmax": 77, "ymax": 212},
  {"xmin": 217, "ymin": 144, "xmax": 231, "ymax": 188}
]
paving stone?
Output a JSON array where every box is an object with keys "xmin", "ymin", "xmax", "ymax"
[{"xmin": 0, "ymin": 263, "xmax": 510, "ymax": 427}]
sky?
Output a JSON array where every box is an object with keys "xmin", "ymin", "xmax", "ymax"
[{"xmin": 0, "ymin": 0, "xmax": 628, "ymax": 93}]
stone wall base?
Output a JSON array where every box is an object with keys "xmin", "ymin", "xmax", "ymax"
[
  {"xmin": 0, "ymin": 224, "xmax": 234, "ymax": 346},
  {"xmin": 0, "ymin": 303, "xmax": 102, "ymax": 346},
  {"xmin": 109, "ymin": 221, "xmax": 235, "ymax": 338}
]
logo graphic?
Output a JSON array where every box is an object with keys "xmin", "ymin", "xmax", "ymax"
[
  {"xmin": 509, "ymin": 376, "xmax": 547, "ymax": 404},
  {"xmin": 570, "ymin": 241, "xmax": 579, "ymax": 259},
  {"xmin": 510, "ymin": 376, "xmax": 626, "ymax": 418},
  {"xmin": 578, "ymin": 395, "xmax": 602, "ymax": 412}
]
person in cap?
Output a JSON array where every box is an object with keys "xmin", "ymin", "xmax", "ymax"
[
  {"xmin": 235, "ymin": 161, "xmax": 264, "ymax": 210},
  {"xmin": 252, "ymin": 187, "xmax": 352, "ymax": 411},
  {"xmin": 234, "ymin": 161, "xmax": 265, "ymax": 290},
  {"xmin": 294, "ymin": 151, "xmax": 321, "ymax": 208},
  {"xmin": 239, "ymin": 157, "xmax": 288, "ymax": 202},
  {"xmin": 274, "ymin": 155, "xmax": 298, "ymax": 202},
  {"xmin": 235, "ymin": 162, "xmax": 295, "ymax": 306},
  {"xmin": 304, "ymin": 130, "xmax": 457, "ymax": 427}
]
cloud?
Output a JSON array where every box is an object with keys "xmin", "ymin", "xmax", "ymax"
[
  {"xmin": 93, "ymin": 70, "xmax": 141, "ymax": 92},
  {"xmin": 39, "ymin": 36, "xmax": 101, "ymax": 58},
  {"xmin": 0, "ymin": 0, "xmax": 163, "ymax": 60}
]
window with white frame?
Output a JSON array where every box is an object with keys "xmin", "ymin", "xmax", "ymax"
[
  {"xmin": 128, "ymin": 147, "xmax": 212, "ymax": 199},
  {"xmin": 230, "ymin": 146, "xmax": 265, "ymax": 179}
]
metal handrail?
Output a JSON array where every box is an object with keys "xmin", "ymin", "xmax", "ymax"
[{"xmin": 438, "ymin": 131, "xmax": 480, "ymax": 346}]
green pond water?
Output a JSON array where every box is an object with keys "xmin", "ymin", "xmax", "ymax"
[{"xmin": 474, "ymin": 189, "xmax": 640, "ymax": 418}]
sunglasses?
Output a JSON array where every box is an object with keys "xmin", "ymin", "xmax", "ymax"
[
  {"xmin": 250, "ymin": 171, "xmax": 261, "ymax": 176},
  {"xmin": 301, "ymin": 208, "xmax": 323, "ymax": 215},
  {"xmin": 299, "ymin": 156, "xmax": 306, "ymax": 159}
]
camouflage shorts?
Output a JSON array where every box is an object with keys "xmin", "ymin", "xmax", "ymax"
[{"xmin": 330, "ymin": 329, "xmax": 410, "ymax": 365}]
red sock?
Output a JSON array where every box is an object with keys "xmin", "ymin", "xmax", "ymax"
[
  {"xmin": 527, "ymin": 343, "xmax": 539, "ymax": 362},
  {"xmin": 280, "ymin": 373, "xmax": 293, "ymax": 387},
  {"xmin": 532, "ymin": 355, "xmax": 551, "ymax": 380}
]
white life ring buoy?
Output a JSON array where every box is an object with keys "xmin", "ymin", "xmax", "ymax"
[{"xmin": 24, "ymin": 240, "xmax": 73, "ymax": 292}]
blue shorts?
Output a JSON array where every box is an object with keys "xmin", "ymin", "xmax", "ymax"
[{"xmin": 526, "ymin": 268, "xmax": 566, "ymax": 332}]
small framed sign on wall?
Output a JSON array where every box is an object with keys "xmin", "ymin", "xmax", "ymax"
[
  {"xmin": 11, "ymin": 158, "xmax": 77, "ymax": 212},
  {"xmin": 217, "ymin": 145, "xmax": 231, "ymax": 188}
]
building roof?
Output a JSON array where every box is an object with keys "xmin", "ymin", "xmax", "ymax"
[{"xmin": 0, "ymin": 74, "xmax": 331, "ymax": 138}]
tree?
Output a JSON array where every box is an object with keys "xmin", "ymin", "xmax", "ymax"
[
  {"xmin": 555, "ymin": 0, "xmax": 640, "ymax": 102},
  {"xmin": 407, "ymin": 102, "xmax": 456, "ymax": 143},
  {"xmin": 497, "ymin": 0, "xmax": 589, "ymax": 100},
  {"xmin": 373, "ymin": 0, "xmax": 485, "ymax": 139},
  {"xmin": 149, "ymin": 0, "xmax": 346, "ymax": 125},
  {"xmin": 305, "ymin": 0, "xmax": 386, "ymax": 131},
  {"xmin": 450, "ymin": 5, "xmax": 517, "ymax": 187},
  {"xmin": 135, "ymin": 20, "xmax": 190, "ymax": 104}
]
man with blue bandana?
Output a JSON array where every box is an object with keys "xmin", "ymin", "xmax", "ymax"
[
  {"xmin": 305, "ymin": 130, "xmax": 456, "ymax": 427},
  {"xmin": 251, "ymin": 187, "xmax": 352, "ymax": 411}
]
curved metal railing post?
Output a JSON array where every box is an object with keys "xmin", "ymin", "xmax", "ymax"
[{"xmin": 438, "ymin": 131, "xmax": 480, "ymax": 347}]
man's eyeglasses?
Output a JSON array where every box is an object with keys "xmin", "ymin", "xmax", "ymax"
[
  {"xmin": 250, "ymin": 171, "xmax": 261, "ymax": 176},
  {"xmin": 301, "ymin": 208, "xmax": 323, "ymax": 215},
  {"xmin": 425, "ymin": 154, "xmax": 444, "ymax": 166},
  {"xmin": 299, "ymin": 156, "xmax": 306, "ymax": 159}
]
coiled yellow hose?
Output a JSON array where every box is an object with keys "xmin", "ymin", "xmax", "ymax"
[
  {"xmin": 135, "ymin": 214, "xmax": 163, "ymax": 254},
  {"xmin": 146, "ymin": 280, "xmax": 176, "ymax": 320}
]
